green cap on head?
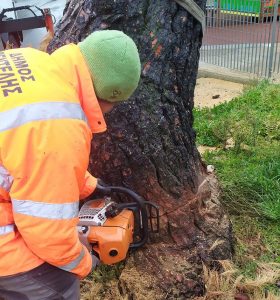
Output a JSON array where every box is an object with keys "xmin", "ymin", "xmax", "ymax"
[{"xmin": 78, "ymin": 30, "xmax": 141, "ymax": 102}]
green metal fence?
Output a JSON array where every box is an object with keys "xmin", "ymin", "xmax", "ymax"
[
  {"xmin": 201, "ymin": 0, "xmax": 280, "ymax": 78},
  {"xmin": 220, "ymin": 0, "xmax": 262, "ymax": 15}
]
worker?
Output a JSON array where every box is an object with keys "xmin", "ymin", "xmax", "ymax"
[{"xmin": 0, "ymin": 30, "xmax": 141, "ymax": 299}]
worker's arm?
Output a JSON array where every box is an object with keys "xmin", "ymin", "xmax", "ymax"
[
  {"xmin": 6, "ymin": 118, "xmax": 93, "ymax": 278},
  {"xmin": 0, "ymin": 166, "xmax": 13, "ymax": 226},
  {"xmin": 0, "ymin": 188, "xmax": 9, "ymax": 202},
  {"xmin": 0, "ymin": 165, "xmax": 12, "ymax": 201}
]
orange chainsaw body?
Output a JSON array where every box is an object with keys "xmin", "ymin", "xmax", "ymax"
[
  {"xmin": 78, "ymin": 199, "xmax": 134, "ymax": 265},
  {"xmin": 78, "ymin": 185, "xmax": 159, "ymax": 266}
]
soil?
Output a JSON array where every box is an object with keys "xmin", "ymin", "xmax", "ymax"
[{"xmin": 194, "ymin": 78, "xmax": 244, "ymax": 108}]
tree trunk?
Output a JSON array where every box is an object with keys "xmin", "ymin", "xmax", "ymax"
[{"xmin": 48, "ymin": 0, "xmax": 233, "ymax": 298}]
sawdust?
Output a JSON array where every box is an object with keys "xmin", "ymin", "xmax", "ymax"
[
  {"xmin": 194, "ymin": 78, "xmax": 244, "ymax": 108},
  {"xmin": 81, "ymin": 279, "xmax": 124, "ymax": 300},
  {"xmin": 117, "ymin": 246, "xmax": 200, "ymax": 300},
  {"xmin": 119, "ymin": 263, "xmax": 164, "ymax": 300}
]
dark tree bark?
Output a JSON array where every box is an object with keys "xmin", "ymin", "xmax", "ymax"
[{"xmin": 48, "ymin": 0, "xmax": 233, "ymax": 298}]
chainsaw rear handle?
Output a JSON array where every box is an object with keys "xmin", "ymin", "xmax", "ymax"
[{"xmin": 95, "ymin": 183, "xmax": 149, "ymax": 249}]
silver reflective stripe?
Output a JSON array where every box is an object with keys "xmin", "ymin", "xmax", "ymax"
[
  {"xmin": 12, "ymin": 199, "xmax": 79, "ymax": 220},
  {"xmin": 59, "ymin": 248, "xmax": 85, "ymax": 272},
  {"xmin": 0, "ymin": 224, "xmax": 14, "ymax": 235},
  {"xmin": 0, "ymin": 165, "xmax": 13, "ymax": 191},
  {"xmin": 0, "ymin": 102, "xmax": 87, "ymax": 132}
]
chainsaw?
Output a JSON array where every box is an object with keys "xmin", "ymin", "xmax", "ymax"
[{"xmin": 77, "ymin": 182, "xmax": 159, "ymax": 265}]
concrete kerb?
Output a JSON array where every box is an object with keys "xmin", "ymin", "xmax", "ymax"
[{"xmin": 198, "ymin": 62, "xmax": 260, "ymax": 84}]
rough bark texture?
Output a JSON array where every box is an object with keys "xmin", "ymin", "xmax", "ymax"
[{"xmin": 48, "ymin": 1, "xmax": 233, "ymax": 298}]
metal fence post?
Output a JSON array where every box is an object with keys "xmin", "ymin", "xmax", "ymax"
[
  {"xmin": 201, "ymin": 0, "xmax": 280, "ymax": 78},
  {"xmin": 268, "ymin": 0, "xmax": 278, "ymax": 78}
]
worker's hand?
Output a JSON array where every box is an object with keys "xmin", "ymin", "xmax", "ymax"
[
  {"xmin": 93, "ymin": 178, "xmax": 111, "ymax": 195},
  {"xmin": 91, "ymin": 253, "xmax": 101, "ymax": 270}
]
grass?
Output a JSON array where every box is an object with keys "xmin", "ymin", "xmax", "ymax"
[
  {"xmin": 194, "ymin": 81, "xmax": 280, "ymax": 221},
  {"xmin": 194, "ymin": 81, "xmax": 280, "ymax": 299}
]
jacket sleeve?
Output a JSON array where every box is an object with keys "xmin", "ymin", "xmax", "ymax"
[
  {"xmin": 6, "ymin": 118, "xmax": 93, "ymax": 278},
  {"xmin": 0, "ymin": 188, "xmax": 9, "ymax": 202},
  {"xmin": 0, "ymin": 166, "xmax": 13, "ymax": 226},
  {"xmin": 80, "ymin": 171, "xmax": 98, "ymax": 200}
]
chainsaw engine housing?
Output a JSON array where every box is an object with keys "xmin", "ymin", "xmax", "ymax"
[
  {"xmin": 78, "ymin": 198, "xmax": 134, "ymax": 264},
  {"xmin": 78, "ymin": 185, "xmax": 159, "ymax": 265}
]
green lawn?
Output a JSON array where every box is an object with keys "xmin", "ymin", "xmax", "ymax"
[
  {"xmin": 194, "ymin": 81, "xmax": 280, "ymax": 221},
  {"xmin": 194, "ymin": 81, "xmax": 280, "ymax": 298}
]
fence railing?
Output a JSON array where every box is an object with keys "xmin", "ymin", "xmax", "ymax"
[{"xmin": 200, "ymin": 0, "xmax": 280, "ymax": 78}]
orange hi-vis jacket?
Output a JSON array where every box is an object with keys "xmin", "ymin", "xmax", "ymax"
[{"xmin": 0, "ymin": 44, "xmax": 107, "ymax": 277}]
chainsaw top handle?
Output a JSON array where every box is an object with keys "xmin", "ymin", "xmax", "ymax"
[{"xmin": 95, "ymin": 183, "xmax": 149, "ymax": 249}]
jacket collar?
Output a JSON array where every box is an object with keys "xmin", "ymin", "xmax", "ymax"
[{"xmin": 76, "ymin": 47, "xmax": 107, "ymax": 133}]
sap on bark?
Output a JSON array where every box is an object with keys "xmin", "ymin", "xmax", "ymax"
[{"xmin": 48, "ymin": 0, "xmax": 233, "ymax": 298}]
